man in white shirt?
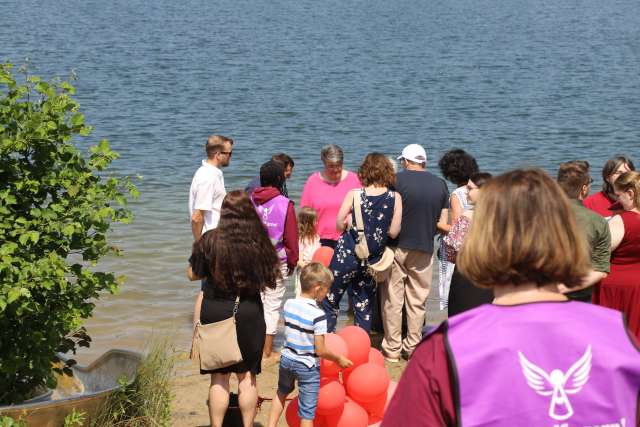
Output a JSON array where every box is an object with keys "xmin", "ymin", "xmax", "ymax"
[
  {"xmin": 189, "ymin": 135, "xmax": 233, "ymax": 240},
  {"xmin": 188, "ymin": 134, "xmax": 233, "ymax": 328}
]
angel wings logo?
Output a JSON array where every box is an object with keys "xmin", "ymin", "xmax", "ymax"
[
  {"xmin": 260, "ymin": 205, "xmax": 274, "ymax": 222},
  {"xmin": 518, "ymin": 346, "xmax": 592, "ymax": 421}
]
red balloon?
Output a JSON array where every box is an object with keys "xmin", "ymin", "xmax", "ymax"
[
  {"xmin": 314, "ymin": 415, "xmax": 327, "ymax": 427},
  {"xmin": 285, "ymin": 397, "xmax": 301, "ymax": 427},
  {"xmin": 346, "ymin": 363, "xmax": 390, "ymax": 404},
  {"xmin": 316, "ymin": 380, "xmax": 346, "ymax": 416},
  {"xmin": 320, "ymin": 334, "xmax": 349, "ymax": 377},
  {"xmin": 368, "ymin": 348, "xmax": 385, "ymax": 367},
  {"xmin": 337, "ymin": 326, "xmax": 370, "ymax": 366},
  {"xmin": 320, "ymin": 375, "xmax": 337, "ymax": 386},
  {"xmin": 368, "ymin": 415, "xmax": 382, "ymax": 427},
  {"xmin": 325, "ymin": 397, "xmax": 368, "ymax": 427},
  {"xmin": 312, "ymin": 246, "xmax": 334, "ymax": 267},
  {"xmin": 364, "ymin": 391, "xmax": 387, "ymax": 418}
]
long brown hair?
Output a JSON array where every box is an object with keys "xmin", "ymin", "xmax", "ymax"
[
  {"xmin": 602, "ymin": 155, "xmax": 635, "ymax": 195},
  {"xmin": 199, "ymin": 190, "xmax": 280, "ymax": 294},
  {"xmin": 458, "ymin": 168, "xmax": 589, "ymax": 289},
  {"xmin": 297, "ymin": 206, "xmax": 319, "ymax": 243}
]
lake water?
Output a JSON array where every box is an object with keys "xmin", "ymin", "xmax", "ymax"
[{"xmin": 2, "ymin": 0, "xmax": 640, "ymax": 361}]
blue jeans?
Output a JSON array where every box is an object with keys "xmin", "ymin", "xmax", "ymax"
[{"xmin": 277, "ymin": 355, "xmax": 320, "ymax": 420}]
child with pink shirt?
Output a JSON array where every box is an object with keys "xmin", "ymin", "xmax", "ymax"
[{"xmin": 294, "ymin": 207, "xmax": 321, "ymax": 296}]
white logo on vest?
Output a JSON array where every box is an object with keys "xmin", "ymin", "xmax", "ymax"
[
  {"xmin": 260, "ymin": 205, "xmax": 274, "ymax": 222},
  {"xmin": 518, "ymin": 345, "xmax": 592, "ymax": 421}
]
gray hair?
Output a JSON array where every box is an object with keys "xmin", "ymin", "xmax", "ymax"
[{"xmin": 320, "ymin": 144, "xmax": 344, "ymax": 164}]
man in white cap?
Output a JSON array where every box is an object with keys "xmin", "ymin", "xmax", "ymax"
[{"xmin": 380, "ymin": 144, "xmax": 450, "ymax": 361}]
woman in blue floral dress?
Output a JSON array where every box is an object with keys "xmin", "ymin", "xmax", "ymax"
[{"xmin": 321, "ymin": 153, "xmax": 402, "ymax": 332}]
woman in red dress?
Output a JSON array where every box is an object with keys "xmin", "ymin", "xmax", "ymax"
[
  {"xmin": 594, "ymin": 171, "xmax": 640, "ymax": 339},
  {"xmin": 584, "ymin": 155, "xmax": 634, "ymax": 217}
]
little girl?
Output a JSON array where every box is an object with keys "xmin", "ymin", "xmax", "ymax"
[{"xmin": 295, "ymin": 206, "xmax": 321, "ymax": 296}]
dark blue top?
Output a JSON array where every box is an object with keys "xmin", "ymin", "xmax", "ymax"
[{"xmin": 388, "ymin": 170, "xmax": 449, "ymax": 254}]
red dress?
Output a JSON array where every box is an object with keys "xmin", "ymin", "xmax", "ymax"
[
  {"xmin": 584, "ymin": 190, "xmax": 622, "ymax": 217},
  {"xmin": 594, "ymin": 211, "xmax": 640, "ymax": 339}
]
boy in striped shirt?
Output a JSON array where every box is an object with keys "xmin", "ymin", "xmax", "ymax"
[{"xmin": 267, "ymin": 262, "xmax": 352, "ymax": 427}]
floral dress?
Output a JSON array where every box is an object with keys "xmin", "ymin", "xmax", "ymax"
[{"xmin": 321, "ymin": 189, "xmax": 395, "ymax": 332}]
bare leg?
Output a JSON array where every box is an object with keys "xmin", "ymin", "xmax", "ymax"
[
  {"xmin": 266, "ymin": 391, "xmax": 287, "ymax": 427},
  {"xmin": 263, "ymin": 334, "xmax": 275, "ymax": 359},
  {"xmin": 300, "ymin": 420, "xmax": 313, "ymax": 427},
  {"xmin": 236, "ymin": 371, "xmax": 258, "ymax": 427},
  {"xmin": 208, "ymin": 373, "xmax": 230, "ymax": 427}
]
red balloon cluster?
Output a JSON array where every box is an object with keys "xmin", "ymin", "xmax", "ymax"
[
  {"xmin": 286, "ymin": 326, "xmax": 398, "ymax": 427},
  {"xmin": 311, "ymin": 247, "xmax": 334, "ymax": 267}
]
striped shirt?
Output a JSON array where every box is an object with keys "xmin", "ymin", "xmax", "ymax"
[{"xmin": 281, "ymin": 297, "xmax": 327, "ymax": 368}]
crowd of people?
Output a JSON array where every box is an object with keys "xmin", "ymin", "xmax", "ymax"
[{"xmin": 187, "ymin": 134, "xmax": 640, "ymax": 426}]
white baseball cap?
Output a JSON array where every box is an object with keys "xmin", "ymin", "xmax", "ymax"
[{"xmin": 398, "ymin": 144, "xmax": 427, "ymax": 163}]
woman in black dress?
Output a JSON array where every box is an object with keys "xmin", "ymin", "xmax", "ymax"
[
  {"xmin": 188, "ymin": 190, "xmax": 281, "ymax": 427},
  {"xmin": 443, "ymin": 172, "xmax": 494, "ymax": 317}
]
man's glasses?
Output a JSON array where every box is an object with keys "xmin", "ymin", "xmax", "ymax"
[{"xmin": 220, "ymin": 151, "xmax": 233, "ymax": 156}]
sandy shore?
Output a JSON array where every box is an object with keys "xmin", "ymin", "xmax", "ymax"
[
  {"xmin": 171, "ymin": 340, "xmax": 408, "ymax": 427},
  {"xmin": 171, "ymin": 294, "xmax": 446, "ymax": 427}
]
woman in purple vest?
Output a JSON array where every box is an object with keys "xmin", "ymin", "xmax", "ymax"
[
  {"xmin": 383, "ymin": 168, "xmax": 640, "ymax": 426},
  {"xmin": 251, "ymin": 160, "xmax": 299, "ymax": 360}
]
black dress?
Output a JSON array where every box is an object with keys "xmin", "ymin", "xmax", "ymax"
[
  {"xmin": 447, "ymin": 267, "xmax": 494, "ymax": 317},
  {"xmin": 190, "ymin": 250, "xmax": 266, "ymax": 375}
]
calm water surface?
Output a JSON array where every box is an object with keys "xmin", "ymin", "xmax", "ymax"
[{"xmin": 2, "ymin": 0, "xmax": 640, "ymax": 360}]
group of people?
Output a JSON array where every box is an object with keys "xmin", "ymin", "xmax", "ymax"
[{"xmin": 187, "ymin": 134, "xmax": 640, "ymax": 426}]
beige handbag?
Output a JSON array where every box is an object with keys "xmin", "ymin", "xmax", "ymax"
[
  {"xmin": 352, "ymin": 189, "xmax": 395, "ymax": 283},
  {"xmin": 190, "ymin": 296, "xmax": 243, "ymax": 370}
]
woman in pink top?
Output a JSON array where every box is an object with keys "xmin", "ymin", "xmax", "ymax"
[{"xmin": 300, "ymin": 144, "xmax": 361, "ymax": 248}]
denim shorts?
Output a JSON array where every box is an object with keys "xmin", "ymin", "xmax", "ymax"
[{"xmin": 277, "ymin": 356, "xmax": 320, "ymax": 420}]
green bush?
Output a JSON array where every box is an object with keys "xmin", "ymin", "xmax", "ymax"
[{"xmin": 0, "ymin": 63, "xmax": 138, "ymax": 404}]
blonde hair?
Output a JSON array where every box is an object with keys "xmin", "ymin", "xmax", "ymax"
[
  {"xmin": 457, "ymin": 168, "xmax": 590, "ymax": 289},
  {"xmin": 298, "ymin": 206, "xmax": 319, "ymax": 243},
  {"xmin": 300, "ymin": 262, "xmax": 333, "ymax": 292},
  {"xmin": 614, "ymin": 171, "xmax": 640, "ymax": 208}
]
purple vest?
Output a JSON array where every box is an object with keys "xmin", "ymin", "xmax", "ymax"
[
  {"xmin": 253, "ymin": 195, "xmax": 288, "ymax": 263},
  {"xmin": 445, "ymin": 302, "xmax": 640, "ymax": 426}
]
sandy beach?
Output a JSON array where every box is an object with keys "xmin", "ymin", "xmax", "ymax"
[
  {"xmin": 171, "ymin": 345, "xmax": 407, "ymax": 427},
  {"xmin": 171, "ymin": 297, "xmax": 446, "ymax": 427}
]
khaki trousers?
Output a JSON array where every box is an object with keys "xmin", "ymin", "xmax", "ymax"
[{"xmin": 380, "ymin": 247, "xmax": 434, "ymax": 357}]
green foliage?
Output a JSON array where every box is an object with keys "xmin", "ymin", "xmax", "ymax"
[
  {"xmin": 92, "ymin": 336, "xmax": 175, "ymax": 427},
  {"xmin": 0, "ymin": 63, "xmax": 138, "ymax": 404},
  {"xmin": 0, "ymin": 416, "xmax": 26, "ymax": 427},
  {"xmin": 63, "ymin": 409, "xmax": 86, "ymax": 427}
]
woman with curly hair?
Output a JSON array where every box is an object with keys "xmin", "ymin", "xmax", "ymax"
[
  {"xmin": 188, "ymin": 190, "xmax": 281, "ymax": 427},
  {"xmin": 321, "ymin": 153, "xmax": 403, "ymax": 332},
  {"xmin": 437, "ymin": 149, "xmax": 479, "ymax": 311}
]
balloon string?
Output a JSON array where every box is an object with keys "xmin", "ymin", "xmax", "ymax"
[{"xmin": 256, "ymin": 395, "xmax": 295, "ymax": 410}]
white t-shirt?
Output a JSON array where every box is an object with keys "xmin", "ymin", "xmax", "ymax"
[{"xmin": 189, "ymin": 160, "xmax": 226, "ymax": 234}]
